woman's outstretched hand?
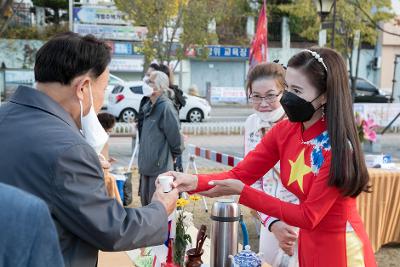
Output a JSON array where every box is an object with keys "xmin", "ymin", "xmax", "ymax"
[{"xmin": 200, "ymin": 179, "xmax": 244, "ymax": 198}]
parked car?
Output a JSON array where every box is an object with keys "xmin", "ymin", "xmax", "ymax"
[
  {"xmin": 180, "ymin": 94, "xmax": 211, "ymax": 122},
  {"xmin": 102, "ymin": 74, "xmax": 125, "ymax": 109},
  {"xmin": 107, "ymin": 81, "xmax": 212, "ymax": 123},
  {"xmin": 107, "ymin": 81, "xmax": 143, "ymax": 122},
  {"xmin": 351, "ymin": 77, "xmax": 390, "ymax": 103}
]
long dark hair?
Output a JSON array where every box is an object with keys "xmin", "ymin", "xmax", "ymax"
[{"xmin": 288, "ymin": 47, "xmax": 369, "ymax": 197}]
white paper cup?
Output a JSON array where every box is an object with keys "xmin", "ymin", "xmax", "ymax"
[{"xmin": 159, "ymin": 175, "xmax": 174, "ymax": 193}]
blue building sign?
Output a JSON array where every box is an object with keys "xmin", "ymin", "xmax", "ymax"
[
  {"xmin": 207, "ymin": 46, "xmax": 249, "ymax": 58},
  {"xmin": 108, "ymin": 41, "xmax": 143, "ymax": 56},
  {"xmin": 113, "ymin": 42, "xmax": 132, "ymax": 55}
]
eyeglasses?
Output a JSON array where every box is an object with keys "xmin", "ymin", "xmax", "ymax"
[{"xmin": 248, "ymin": 93, "xmax": 281, "ymax": 104}]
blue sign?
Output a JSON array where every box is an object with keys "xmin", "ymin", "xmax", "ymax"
[
  {"xmin": 113, "ymin": 42, "xmax": 132, "ymax": 55},
  {"xmin": 108, "ymin": 41, "xmax": 143, "ymax": 56},
  {"xmin": 207, "ymin": 46, "xmax": 249, "ymax": 58}
]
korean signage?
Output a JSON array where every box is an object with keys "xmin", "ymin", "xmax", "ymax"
[
  {"xmin": 207, "ymin": 46, "xmax": 249, "ymax": 58},
  {"xmin": 73, "ymin": 23, "xmax": 148, "ymax": 41},
  {"xmin": 113, "ymin": 42, "xmax": 132, "ymax": 55},
  {"xmin": 211, "ymin": 87, "xmax": 247, "ymax": 104},
  {"xmin": 107, "ymin": 42, "xmax": 144, "ymax": 56},
  {"xmin": 109, "ymin": 58, "xmax": 144, "ymax": 72},
  {"xmin": 73, "ymin": 6, "xmax": 128, "ymax": 25},
  {"xmin": 186, "ymin": 46, "xmax": 249, "ymax": 59}
]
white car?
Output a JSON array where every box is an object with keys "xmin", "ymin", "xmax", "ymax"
[
  {"xmin": 180, "ymin": 94, "xmax": 211, "ymax": 123},
  {"xmin": 107, "ymin": 81, "xmax": 212, "ymax": 123},
  {"xmin": 102, "ymin": 74, "xmax": 125, "ymax": 109}
]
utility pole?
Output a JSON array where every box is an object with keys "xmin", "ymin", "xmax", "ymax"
[
  {"xmin": 69, "ymin": 0, "xmax": 73, "ymax": 31},
  {"xmin": 331, "ymin": 0, "xmax": 337, "ymax": 48}
]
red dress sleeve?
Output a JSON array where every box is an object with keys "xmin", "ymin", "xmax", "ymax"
[
  {"xmin": 194, "ymin": 124, "xmax": 280, "ymax": 192},
  {"xmin": 239, "ymin": 152, "xmax": 341, "ymax": 230}
]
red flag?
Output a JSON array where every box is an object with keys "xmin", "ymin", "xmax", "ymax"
[{"xmin": 249, "ymin": 1, "xmax": 268, "ymax": 68}]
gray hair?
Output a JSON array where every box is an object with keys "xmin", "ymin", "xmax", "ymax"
[
  {"xmin": 152, "ymin": 71, "xmax": 169, "ymax": 91},
  {"xmin": 152, "ymin": 70, "xmax": 175, "ymax": 99}
]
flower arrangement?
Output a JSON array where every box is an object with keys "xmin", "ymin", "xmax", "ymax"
[
  {"xmin": 355, "ymin": 113, "xmax": 378, "ymax": 143},
  {"xmin": 173, "ymin": 195, "xmax": 201, "ymax": 266}
]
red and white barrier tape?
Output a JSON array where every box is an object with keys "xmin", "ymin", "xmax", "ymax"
[{"xmin": 187, "ymin": 144, "xmax": 243, "ymax": 167}]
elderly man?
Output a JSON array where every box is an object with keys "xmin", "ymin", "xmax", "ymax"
[
  {"xmin": 138, "ymin": 71, "xmax": 182, "ymax": 206},
  {"xmin": 0, "ymin": 32, "xmax": 178, "ymax": 267}
]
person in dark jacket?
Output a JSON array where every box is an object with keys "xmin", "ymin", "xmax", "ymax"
[
  {"xmin": 0, "ymin": 182, "xmax": 64, "ymax": 267},
  {"xmin": 153, "ymin": 64, "xmax": 186, "ymax": 172},
  {"xmin": 138, "ymin": 71, "xmax": 182, "ymax": 206},
  {"xmin": 137, "ymin": 63, "xmax": 161, "ymax": 139},
  {"xmin": 0, "ymin": 32, "xmax": 179, "ymax": 267},
  {"xmin": 137, "ymin": 64, "xmax": 186, "ymax": 175}
]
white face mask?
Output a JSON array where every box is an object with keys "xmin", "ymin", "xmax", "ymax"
[
  {"xmin": 142, "ymin": 79, "xmax": 154, "ymax": 97},
  {"xmin": 255, "ymin": 106, "xmax": 285, "ymax": 127},
  {"xmin": 79, "ymin": 84, "xmax": 109, "ymax": 155}
]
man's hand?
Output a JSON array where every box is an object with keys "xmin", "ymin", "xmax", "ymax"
[
  {"xmin": 158, "ymin": 171, "xmax": 198, "ymax": 193},
  {"xmin": 98, "ymin": 154, "xmax": 111, "ymax": 170},
  {"xmin": 200, "ymin": 179, "xmax": 244, "ymax": 198},
  {"xmin": 270, "ymin": 221, "xmax": 298, "ymax": 256},
  {"xmin": 108, "ymin": 157, "xmax": 117, "ymax": 164},
  {"xmin": 151, "ymin": 183, "xmax": 179, "ymax": 215}
]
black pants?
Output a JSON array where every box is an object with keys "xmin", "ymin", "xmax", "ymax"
[
  {"xmin": 174, "ymin": 155, "xmax": 184, "ymax": 172},
  {"xmin": 139, "ymin": 174, "xmax": 157, "ymax": 206}
]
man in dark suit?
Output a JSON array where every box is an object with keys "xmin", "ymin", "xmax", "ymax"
[
  {"xmin": 0, "ymin": 32, "xmax": 178, "ymax": 267},
  {"xmin": 0, "ymin": 182, "xmax": 64, "ymax": 267}
]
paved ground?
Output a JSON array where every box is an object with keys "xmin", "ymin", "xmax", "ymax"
[{"xmin": 208, "ymin": 105, "xmax": 253, "ymax": 122}]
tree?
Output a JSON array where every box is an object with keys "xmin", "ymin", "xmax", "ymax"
[
  {"xmin": 278, "ymin": 0, "xmax": 319, "ymax": 42},
  {"xmin": 32, "ymin": 0, "xmax": 68, "ymax": 25},
  {"xmin": 334, "ymin": 0, "xmax": 393, "ymax": 96},
  {"xmin": 0, "ymin": 0, "xmax": 14, "ymax": 35},
  {"xmin": 214, "ymin": 0, "xmax": 252, "ymax": 45},
  {"xmin": 278, "ymin": 0, "xmax": 394, "ymax": 96},
  {"xmin": 0, "ymin": 0, "xmax": 68, "ymax": 39},
  {"xmin": 114, "ymin": 0, "xmax": 219, "ymax": 70},
  {"xmin": 0, "ymin": 0, "xmax": 13, "ymax": 17}
]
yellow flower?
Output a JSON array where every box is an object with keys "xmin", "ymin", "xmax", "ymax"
[
  {"xmin": 189, "ymin": 195, "xmax": 201, "ymax": 201},
  {"xmin": 176, "ymin": 198, "xmax": 190, "ymax": 208}
]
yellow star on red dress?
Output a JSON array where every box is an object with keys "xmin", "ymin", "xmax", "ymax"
[{"xmin": 288, "ymin": 148, "xmax": 312, "ymax": 192}]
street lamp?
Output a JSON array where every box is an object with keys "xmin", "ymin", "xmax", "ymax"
[
  {"xmin": 313, "ymin": 0, "xmax": 336, "ymax": 48},
  {"xmin": 313, "ymin": 0, "xmax": 334, "ymax": 22}
]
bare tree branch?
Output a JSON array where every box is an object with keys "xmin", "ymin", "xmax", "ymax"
[
  {"xmin": 0, "ymin": 0, "xmax": 22, "ymax": 36},
  {"xmin": 165, "ymin": 3, "xmax": 184, "ymax": 64},
  {"xmin": 155, "ymin": 0, "xmax": 164, "ymax": 63},
  {"xmin": 351, "ymin": 0, "xmax": 400, "ymax": 38},
  {"xmin": 0, "ymin": 0, "xmax": 13, "ymax": 14}
]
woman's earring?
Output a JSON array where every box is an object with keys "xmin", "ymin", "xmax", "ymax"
[{"xmin": 322, "ymin": 105, "xmax": 326, "ymax": 121}]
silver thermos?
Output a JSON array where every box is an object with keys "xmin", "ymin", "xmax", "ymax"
[{"xmin": 210, "ymin": 199, "xmax": 240, "ymax": 267}]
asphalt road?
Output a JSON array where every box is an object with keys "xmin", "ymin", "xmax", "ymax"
[{"xmin": 208, "ymin": 105, "xmax": 253, "ymax": 122}]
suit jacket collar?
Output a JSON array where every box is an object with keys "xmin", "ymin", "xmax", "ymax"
[{"xmin": 10, "ymin": 86, "xmax": 80, "ymax": 132}]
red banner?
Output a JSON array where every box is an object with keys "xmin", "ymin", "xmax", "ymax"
[{"xmin": 249, "ymin": 1, "xmax": 268, "ymax": 68}]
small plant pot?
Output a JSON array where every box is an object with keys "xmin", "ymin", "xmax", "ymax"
[{"xmin": 185, "ymin": 248, "xmax": 204, "ymax": 267}]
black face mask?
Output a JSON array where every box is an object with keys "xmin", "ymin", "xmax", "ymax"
[{"xmin": 280, "ymin": 90, "xmax": 323, "ymax": 122}]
